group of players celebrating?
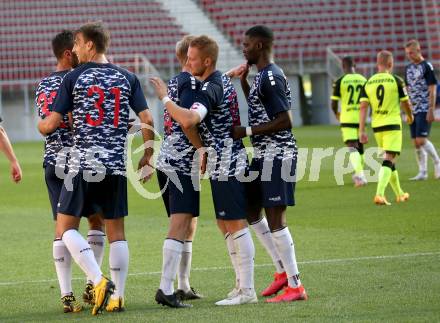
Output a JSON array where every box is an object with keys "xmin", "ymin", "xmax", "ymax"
[
  {"xmin": 37, "ymin": 23, "xmax": 307, "ymax": 315},
  {"xmin": 331, "ymin": 40, "xmax": 439, "ymax": 205}
]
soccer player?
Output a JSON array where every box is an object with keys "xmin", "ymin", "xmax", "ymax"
[
  {"xmin": 359, "ymin": 50, "xmax": 413, "ymax": 205},
  {"xmin": 0, "ymin": 117, "xmax": 22, "ymax": 183},
  {"xmin": 151, "ymin": 35, "xmax": 257, "ymax": 306},
  {"xmin": 36, "ymin": 30, "xmax": 107, "ymax": 313},
  {"xmin": 229, "ymin": 25, "xmax": 307, "ymax": 303},
  {"xmin": 38, "ymin": 22, "xmax": 154, "ymax": 315},
  {"xmin": 331, "ymin": 56, "xmax": 368, "ymax": 187},
  {"xmin": 404, "ymin": 40, "xmax": 440, "ymax": 180},
  {"xmin": 155, "ymin": 34, "xmax": 202, "ymax": 307}
]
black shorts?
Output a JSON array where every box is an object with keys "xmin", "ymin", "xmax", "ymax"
[
  {"xmin": 246, "ymin": 158, "xmax": 296, "ymax": 209},
  {"xmin": 57, "ymin": 172, "xmax": 127, "ymax": 219},
  {"xmin": 44, "ymin": 165, "xmax": 95, "ymax": 220},
  {"xmin": 210, "ymin": 177, "xmax": 246, "ymax": 220},
  {"xmin": 410, "ymin": 112, "xmax": 431, "ymax": 138},
  {"xmin": 157, "ymin": 170, "xmax": 199, "ymax": 217}
]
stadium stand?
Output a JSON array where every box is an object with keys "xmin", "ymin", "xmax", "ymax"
[
  {"xmin": 0, "ymin": 0, "xmax": 185, "ymax": 83},
  {"xmin": 198, "ymin": 0, "xmax": 439, "ymax": 71}
]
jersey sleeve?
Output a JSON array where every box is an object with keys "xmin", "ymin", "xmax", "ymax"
[
  {"xmin": 259, "ymin": 72, "xmax": 290, "ymax": 118},
  {"xmin": 194, "ymin": 81, "xmax": 222, "ymax": 114},
  {"xmin": 178, "ymin": 73, "xmax": 198, "ymax": 109},
  {"xmin": 394, "ymin": 75, "xmax": 409, "ymax": 102},
  {"xmin": 424, "ymin": 62, "xmax": 438, "ymax": 86},
  {"xmin": 331, "ymin": 77, "xmax": 343, "ymax": 100},
  {"xmin": 129, "ymin": 76, "xmax": 148, "ymax": 114},
  {"xmin": 359, "ymin": 83, "xmax": 370, "ymax": 103},
  {"xmin": 53, "ymin": 75, "xmax": 74, "ymax": 115}
]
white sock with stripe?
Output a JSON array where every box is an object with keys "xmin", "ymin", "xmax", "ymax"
[
  {"xmin": 109, "ymin": 240, "xmax": 129, "ymax": 300},
  {"xmin": 62, "ymin": 229, "xmax": 102, "ymax": 286},
  {"xmin": 53, "ymin": 239, "xmax": 72, "ymax": 297},
  {"xmin": 271, "ymin": 227, "xmax": 301, "ymax": 288}
]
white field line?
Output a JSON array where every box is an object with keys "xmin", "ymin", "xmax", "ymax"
[{"xmin": 1, "ymin": 251, "xmax": 439, "ymax": 287}]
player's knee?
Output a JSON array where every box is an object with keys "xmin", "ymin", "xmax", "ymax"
[
  {"xmin": 87, "ymin": 213, "xmax": 104, "ymax": 231},
  {"xmin": 415, "ymin": 137, "xmax": 426, "ymax": 147}
]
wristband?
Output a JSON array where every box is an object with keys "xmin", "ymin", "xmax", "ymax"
[
  {"xmin": 162, "ymin": 96, "xmax": 172, "ymax": 105},
  {"xmin": 246, "ymin": 126, "xmax": 253, "ymax": 136}
]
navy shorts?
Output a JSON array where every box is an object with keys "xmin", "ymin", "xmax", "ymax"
[
  {"xmin": 246, "ymin": 158, "xmax": 296, "ymax": 209},
  {"xmin": 410, "ymin": 112, "xmax": 431, "ymax": 138},
  {"xmin": 57, "ymin": 172, "xmax": 127, "ymax": 219},
  {"xmin": 45, "ymin": 165, "xmax": 95, "ymax": 220},
  {"xmin": 157, "ymin": 170, "xmax": 199, "ymax": 217},
  {"xmin": 210, "ymin": 177, "xmax": 246, "ymax": 220}
]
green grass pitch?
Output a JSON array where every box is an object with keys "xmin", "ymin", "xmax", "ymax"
[{"xmin": 0, "ymin": 124, "xmax": 439, "ymax": 322}]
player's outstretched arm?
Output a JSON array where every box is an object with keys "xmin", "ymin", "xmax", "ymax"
[
  {"xmin": 38, "ymin": 111, "xmax": 62, "ymax": 136},
  {"xmin": 358, "ymin": 101, "xmax": 369, "ymax": 144},
  {"xmin": 231, "ymin": 110, "xmax": 292, "ymax": 140},
  {"xmin": 225, "ymin": 63, "xmax": 250, "ymax": 98},
  {"xmin": 0, "ymin": 126, "xmax": 22, "ymax": 183},
  {"xmin": 137, "ymin": 109, "xmax": 155, "ymax": 183},
  {"xmin": 150, "ymin": 77, "xmax": 201, "ymax": 130}
]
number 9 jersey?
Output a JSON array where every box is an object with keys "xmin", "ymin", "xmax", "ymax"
[
  {"xmin": 359, "ymin": 72, "xmax": 409, "ymax": 129},
  {"xmin": 52, "ymin": 62, "xmax": 148, "ymax": 175}
]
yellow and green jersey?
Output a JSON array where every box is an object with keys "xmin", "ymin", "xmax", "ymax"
[
  {"xmin": 359, "ymin": 72, "xmax": 409, "ymax": 130},
  {"xmin": 331, "ymin": 73, "xmax": 367, "ymax": 125}
]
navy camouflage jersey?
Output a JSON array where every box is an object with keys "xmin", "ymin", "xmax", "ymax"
[
  {"xmin": 53, "ymin": 62, "xmax": 148, "ymax": 175},
  {"xmin": 197, "ymin": 72, "xmax": 247, "ymax": 179},
  {"xmin": 248, "ymin": 63, "xmax": 297, "ymax": 160},
  {"xmin": 405, "ymin": 60, "xmax": 438, "ymax": 114},
  {"xmin": 157, "ymin": 71, "xmax": 199, "ymax": 176},
  {"xmin": 36, "ymin": 70, "xmax": 73, "ymax": 167}
]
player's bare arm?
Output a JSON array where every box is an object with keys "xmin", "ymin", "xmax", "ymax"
[
  {"xmin": 0, "ymin": 126, "xmax": 22, "ymax": 183},
  {"xmin": 331, "ymin": 100, "xmax": 340, "ymax": 121},
  {"xmin": 150, "ymin": 77, "xmax": 201, "ymax": 130},
  {"xmin": 137, "ymin": 109, "xmax": 155, "ymax": 183},
  {"xmin": 401, "ymin": 100, "xmax": 414, "ymax": 125},
  {"xmin": 427, "ymin": 84, "xmax": 437, "ymax": 123},
  {"xmin": 358, "ymin": 101, "xmax": 369, "ymax": 144},
  {"xmin": 231, "ymin": 110, "xmax": 292, "ymax": 140},
  {"xmin": 38, "ymin": 111, "xmax": 63, "ymax": 136}
]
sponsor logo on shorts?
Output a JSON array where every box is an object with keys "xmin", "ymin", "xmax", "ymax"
[
  {"xmin": 269, "ymin": 196, "xmax": 282, "ymax": 202},
  {"xmin": 218, "ymin": 211, "xmax": 226, "ymax": 217}
]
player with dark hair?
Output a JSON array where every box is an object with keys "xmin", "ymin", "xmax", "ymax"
[
  {"xmin": 151, "ymin": 35, "xmax": 257, "ymax": 306},
  {"xmin": 155, "ymin": 34, "xmax": 203, "ymax": 307},
  {"xmin": 36, "ymin": 30, "xmax": 107, "ymax": 313},
  {"xmin": 404, "ymin": 40, "xmax": 440, "ymax": 180},
  {"xmin": 359, "ymin": 50, "xmax": 413, "ymax": 205},
  {"xmin": 229, "ymin": 25, "xmax": 308, "ymax": 303},
  {"xmin": 38, "ymin": 22, "xmax": 155, "ymax": 315},
  {"xmin": 331, "ymin": 56, "xmax": 368, "ymax": 187}
]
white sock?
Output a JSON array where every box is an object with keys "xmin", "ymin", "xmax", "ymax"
[
  {"xmin": 271, "ymin": 227, "xmax": 301, "ymax": 288},
  {"xmin": 232, "ymin": 228, "xmax": 255, "ymax": 291},
  {"xmin": 160, "ymin": 239, "xmax": 183, "ymax": 295},
  {"xmin": 422, "ymin": 140, "xmax": 440, "ymax": 164},
  {"xmin": 62, "ymin": 229, "xmax": 102, "ymax": 286},
  {"xmin": 250, "ymin": 217, "xmax": 284, "ymax": 273},
  {"xmin": 53, "ymin": 239, "xmax": 72, "ymax": 297},
  {"xmin": 415, "ymin": 147, "xmax": 428, "ymax": 173},
  {"xmin": 225, "ymin": 233, "xmax": 240, "ymax": 288},
  {"xmin": 87, "ymin": 230, "xmax": 106, "ymax": 284},
  {"xmin": 109, "ymin": 240, "xmax": 129, "ymax": 299},
  {"xmin": 177, "ymin": 240, "xmax": 192, "ymax": 292}
]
